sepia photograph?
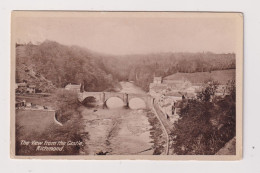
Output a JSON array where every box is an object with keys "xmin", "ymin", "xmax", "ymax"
[{"xmin": 10, "ymin": 11, "xmax": 243, "ymax": 160}]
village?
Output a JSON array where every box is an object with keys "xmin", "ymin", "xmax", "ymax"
[{"xmin": 149, "ymin": 73, "xmax": 228, "ymax": 124}]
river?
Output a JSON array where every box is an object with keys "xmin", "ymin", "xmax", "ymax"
[
  {"xmin": 118, "ymin": 81, "xmax": 146, "ymax": 94},
  {"xmin": 80, "ymin": 82, "xmax": 157, "ymax": 155}
]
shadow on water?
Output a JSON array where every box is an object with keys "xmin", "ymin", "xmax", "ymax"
[
  {"xmin": 81, "ymin": 96, "xmax": 127, "ymax": 110},
  {"xmin": 81, "ymin": 95, "xmax": 146, "ymax": 110},
  {"xmin": 82, "ymin": 96, "xmax": 97, "ymax": 108}
]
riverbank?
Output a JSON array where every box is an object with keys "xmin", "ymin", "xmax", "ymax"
[{"xmin": 146, "ymin": 110, "xmax": 167, "ymax": 155}]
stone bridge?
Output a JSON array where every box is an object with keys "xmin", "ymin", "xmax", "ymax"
[{"xmin": 78, "ymin": 92, "xmax": 153, "ymax": 109}]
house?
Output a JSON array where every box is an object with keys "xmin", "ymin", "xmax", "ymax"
[
  {"xmin": 27, "ymin": 85, "xmax": 36, "ymax": 93},
  {"xmin": 16, "ymin": 83, "xmax": 27, "ymax": 93},
  {"xmin": 149, "ymin": 83, "xmax": 167, "ymax": 97},
  {"xmin": 15, "ymin": 100, "xmax": 25, "ymax": 108},
  {"xmin": 25, "ymin": 102, "xmax": 32, "ymax": 107},
  {"xmin": 149, "ymin": 77, "xmax": 169, "ymax": 97},
  {"xmin": 165, "ymin": 92, "xmax": 183, "ymax": 102},
  {"xmin": 65, "ymin": 83, "xmax": 81, "ymax": 93},
  {"xmin": 215, "ymin": 85, "xmax": 227, "ymax": 97},
  {"xmin": 163, "ymin": 79, "xmax": 193, "ymax": 91},
  {"xmin": 150, "ymin": 76, "xmax": 203, "ymax": 98},
  {"xmin": 172, "ymin": 101, "xmax": 182, "ymax": 116},
  {"xmin": 153, "ymin": 77, "xmax": 162, "ymax": 84},
  {"xmin": 16, "ymin": 83, "xmax": 38, "ymax": 94}
]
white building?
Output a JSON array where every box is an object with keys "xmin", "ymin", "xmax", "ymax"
[{"xmin": 65, "ymin": 83, "xmax": 81, "ymax": 93}]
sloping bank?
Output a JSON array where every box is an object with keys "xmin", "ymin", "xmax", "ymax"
[
  {"xmin": 150, "ymin": 99, "xmax": 176, "ymax": 155},
  {"xmin": 15, "ymin": 89, "xmax": 88, "ymax": 155},
  {"xmin": 146, "ymin": 109, "xmax": 168, "ymax": 155}
]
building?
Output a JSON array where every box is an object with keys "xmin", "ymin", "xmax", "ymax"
[
  {"xmin": 25, "ymin": 102, "xmax": 32, "ymax": 107},
  {"xmin": 153, "ymin": 77, "xmax": 162, "ymax": 84},
  {"xmin": 165, "ymin": 92, "xmax": 184, "ymax": 101},
  {"xmin": 149, "ymin": 83, "xmax": 167, "ymax": 97},
  {"xmin": 149, "ymin": 77, "xmax": 167, "ymax": 97},
  {"xmin": 16, "ymin": 83, "xmax": 37, "ymax": 94},
  {"xmin": 149, "ymin": 76, "xmax": 200, "ymax": 98},
  {"xmin": 16, "ymin": 83, "xmax": 27, "ymax": 93},
  {"xmin": 215, "ymin": 85, "xmax": 227, "ymax": 97},
  {"xmin": 65, "ymin": 83, "xmax": 81, "ymax": 93},
  {"xmin": 27, "ymin": 85, "xmax": 36, "ymax": 93},
  {"xmin": 15, "ymin": 100, "xmax": 25, "ymax": 108}
]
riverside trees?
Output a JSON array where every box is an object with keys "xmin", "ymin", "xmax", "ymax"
[{"xmin": 170, "ymin": 80, "xmax": 236, "ymax": 155}]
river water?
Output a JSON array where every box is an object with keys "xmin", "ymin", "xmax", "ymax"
[
  {"xmin": 118, "ymin": 81, "xmax": 146, "ymax": 94},
  {"xmin": 80, "ymin": 82, "xmax": 154, "ymax": 155}
]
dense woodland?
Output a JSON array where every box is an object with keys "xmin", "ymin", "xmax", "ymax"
[
  {"xmin": 16, "ymin": 41, "xmax": 117, "ymax": 92},
  {"xmin": 16, "ymin": 40, "xmax": 235, "ymax": 92},
  {"xmin": 171, "ymin": 80, "xmax": 236, "ymax": 155}
]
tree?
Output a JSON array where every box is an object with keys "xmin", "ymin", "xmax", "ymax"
[
  {"xmin": 170, "ymin": 79, "xmax": 236, "ymax": 155},
  {"xmin": 226, "ymin": 80, "xmax": 236, "ymax": 101},
  {"xmin": 171, "ymin": 99, "xmax": 214, "ymax": 154},
  {"xmin": 197, "ymin": 79, "xmax": 219, "ymax": 102}
]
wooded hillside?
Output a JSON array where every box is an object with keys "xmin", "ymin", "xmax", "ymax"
[
  {"xmin": 16, "ymin": 41, "xmax": 118, "ymax": 92},
  {"xmin": 102, "ymin": 52, "xmax": 235, "ymax": 91},
  {"xmin": 16, "ymin": 40, "xmax": 236, "ymax": 92}
]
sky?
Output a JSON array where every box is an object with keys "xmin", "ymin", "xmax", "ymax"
[{"xmin": 14, "ymin": 14, "xmax": 238, "ymax": 55}]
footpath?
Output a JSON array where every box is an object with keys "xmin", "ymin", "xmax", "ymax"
[{"xmin": 152, "ymin": 99, "xmax": 175, "ymax": 155}]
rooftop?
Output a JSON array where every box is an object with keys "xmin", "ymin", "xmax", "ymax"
[
  {"xmin": 65, "ymin": 83, "xmax": 81, "ymax": 90},
  {"xmin": 17, "ymin": 83, "xmax": 27, "ymax": 87}
]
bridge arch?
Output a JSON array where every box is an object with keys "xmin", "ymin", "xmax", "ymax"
[
  {"xmin": 79, "ymin": 92, "xmax": 152, "ymax": 109},
  {"xmin": 82, "ymin": 96, "xmax": 98, "ymax": 108},
  {"xmin": 105, "ymin": 96, "xmax": 125, "ymax": 109},
  {"xmin": 128, "ymin": 97, "xmax": 146, "ymax": 109}
]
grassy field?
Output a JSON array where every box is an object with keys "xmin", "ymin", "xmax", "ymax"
[
  {"xmin": 164, "ymin": 69, "xmax": 235, "ymax": 84},
  {"xmin": 16, "ymin": 110, "xmax": 56, "ymax": 134}
]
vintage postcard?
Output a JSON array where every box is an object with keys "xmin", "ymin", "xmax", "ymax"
[{"xmin": 10, "ymin": 11, "xmax": 243, "ymax": 160}]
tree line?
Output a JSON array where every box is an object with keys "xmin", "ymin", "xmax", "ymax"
[
  {"xmin": 16, "ymin": 40, "xmax": 235, "ymax": 92},
  {"xmin": 102, "ymin": 52, "xmax": 235, "ymax": 91}
]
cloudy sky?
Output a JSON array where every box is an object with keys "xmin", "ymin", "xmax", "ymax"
[{"xmin": 14, "ymin": 13, "xmax": 239, "ymax": 55}]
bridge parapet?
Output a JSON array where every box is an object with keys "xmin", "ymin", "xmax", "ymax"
[{"xmin": 79, "ymin": 91, "xmax": 152, "ymax": 109}]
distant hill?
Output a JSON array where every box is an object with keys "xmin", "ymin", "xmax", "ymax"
[
  {"xmin": 163, "ymin": 69, "xmax": 235, "ymax": 85},
  {"xmin": 16, "ymin": 40, "xmax": 236, "ymax": 92}
]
